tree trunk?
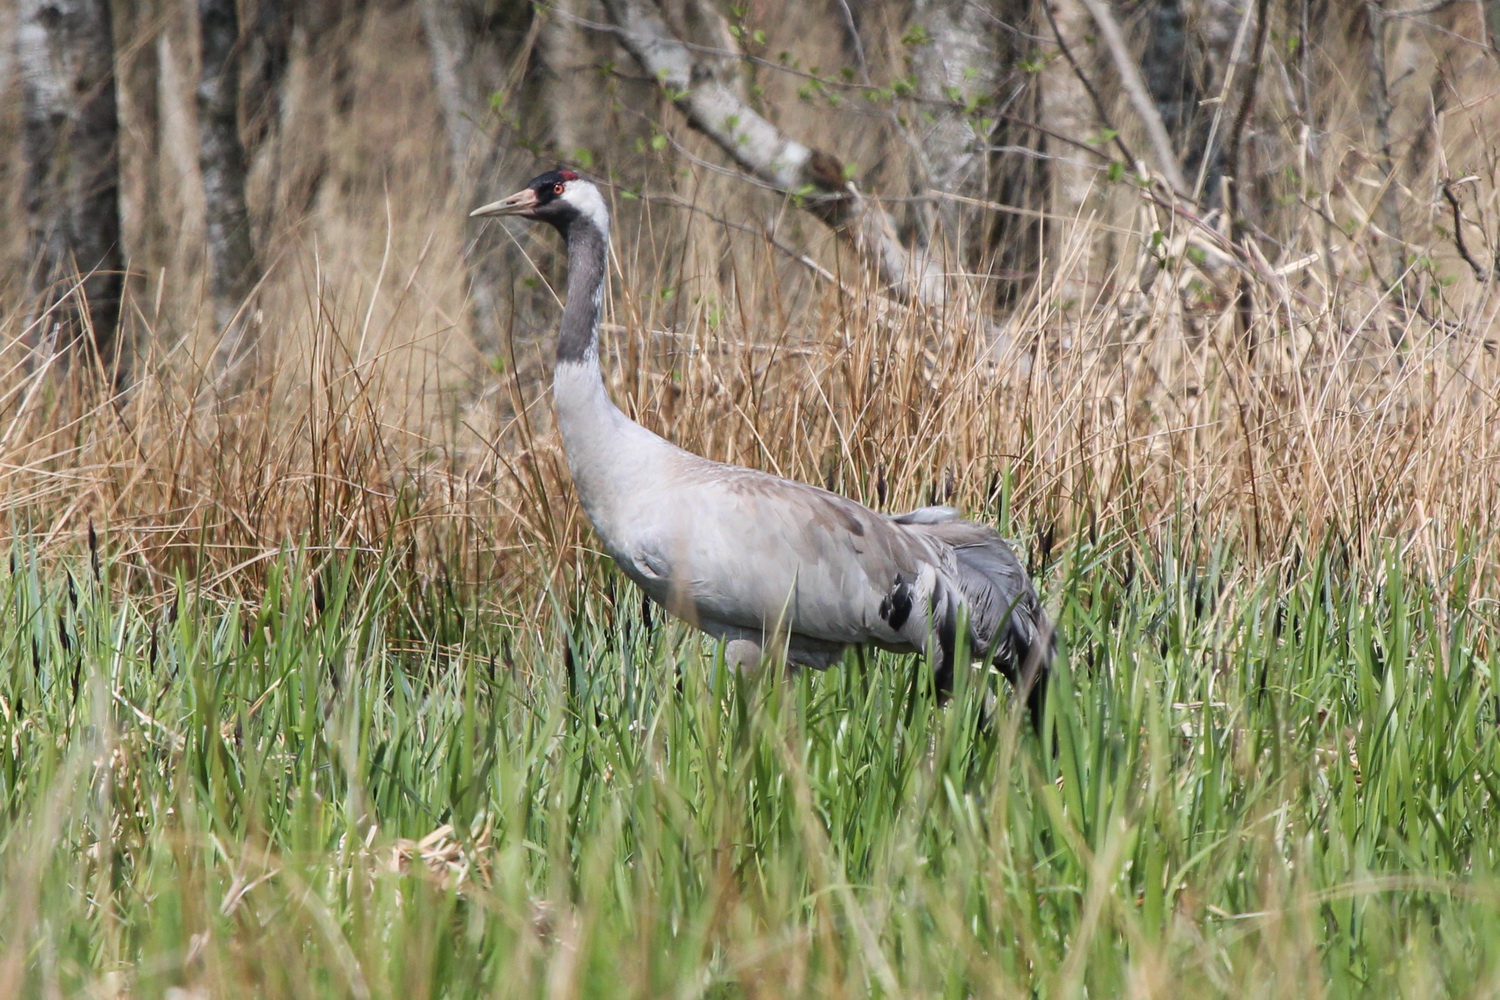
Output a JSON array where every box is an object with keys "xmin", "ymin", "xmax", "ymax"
[
  {"xmin": 116, "ymin": 0, "xmax": 166, "ymax": 329},
  {"xmin": 1040, "ymin": 0, "xmax": 1100, "ymax": 276},
  {"xmin": 1362, "ymin": 0, "xmax": 1406, "ymax": 300},
  {"xmin": 198, "ymin": 0, "xmax": 261, "ymax": 385},
  {"xmin": 18, "ymin": 0, "xmax": 127, "ymax": 382},
  {"xmin": 908, "ymin": 0, "xmax": 999, "ymax": 241},
  {"xmin": 419, "ymin": 0, "xmax": 542, "ymax": 352},
  {"xmin": 539, "ymin": 0, "xmax": 585, "ymax": 160}
]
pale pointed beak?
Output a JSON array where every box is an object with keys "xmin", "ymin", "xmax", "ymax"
[{"xmin": 470, "ymin": 188, "xmax": 538, "ymax": 219}]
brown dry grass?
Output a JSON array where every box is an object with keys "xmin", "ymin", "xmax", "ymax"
[{"xmin": 4, "ymin": 206, "xmax": 1498, "ymax": 621}]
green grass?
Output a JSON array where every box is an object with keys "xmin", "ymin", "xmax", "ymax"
[{"xmin": 3, "ymin": 527, "xmax": 1499, "ymax": 998}]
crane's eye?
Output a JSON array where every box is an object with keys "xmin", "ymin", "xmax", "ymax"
[{"xmin": 553, "ymin": 182, "xmax": 566, "ymax": 195}]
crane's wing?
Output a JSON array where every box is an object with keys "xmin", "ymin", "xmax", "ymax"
[
  {"xmin": 622, "ymin": 458, "xmax": 1046, "ymax": 664},
  {"xmin": 621, "ymin": 462, "xmax": 923, "ymax": 645}
]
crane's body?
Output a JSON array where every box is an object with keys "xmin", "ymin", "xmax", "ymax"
[{"xmin": 473, "ymin": 170, "xmax": 1051, "ymax": 712}]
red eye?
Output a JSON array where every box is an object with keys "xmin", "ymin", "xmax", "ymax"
[{"xmin": 553, "ymin": 182, "xmax": 565, "ymax": 195}]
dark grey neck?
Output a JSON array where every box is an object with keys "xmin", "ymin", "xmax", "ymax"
[{"xmin": 557, "ymin": 219, "xmax": 608, "ymax": 365}]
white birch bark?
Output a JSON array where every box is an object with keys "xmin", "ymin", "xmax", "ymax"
[
  {"xmin": 1043, "ymin": 0, "xmax": 1098, "ymax": 211},
  {"xmin": 909, "ymin": 0, "xmax": 999, "ymax": 238},
  {"xmin": 1040, "ymin": 0, "xmax": 1101, "ymax": 294}
]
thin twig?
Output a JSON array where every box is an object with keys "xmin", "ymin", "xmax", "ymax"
[
  {"xmin": 1441, "ymin": 179, "xmax": 1498, "ymax": 282},
  {"xmin": 829, "ymin": 0, "xmax": 870, "ymax": 83},
  {"xmin": 643, "ymin": 191, "xmax": 854, "ymax": 292},
  {"xmin": 1038, "ymin": 0, "xmax": 1141, "ymax": 173}
]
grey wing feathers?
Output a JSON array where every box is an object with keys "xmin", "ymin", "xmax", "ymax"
[
  {"xmin": 642, "ymin": 453, "xmax": 1051, "ymax": 708},
  {"xmin": 636, "ymin": 463, "xmax": 928, "ymax": 644},
  {"xmin": 890, "ymin": 505, "xmax": 961, "ymax": 525},
  {"xmin": 894, "ymin": 517, "xmax": 1053, "ymax": 726}
]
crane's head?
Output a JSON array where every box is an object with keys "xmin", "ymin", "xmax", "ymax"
[{"xmin": 470, "ymin": 169, "xmax": 609, "ymax": 236}]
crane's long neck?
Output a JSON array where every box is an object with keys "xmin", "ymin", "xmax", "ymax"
[
  {"xmin": 557, "ymin": 220, "xmax": 608, "ymax": 367},
  {"xmin": 552, "ymin": 215, "xmax": 642, "ymax": 526},
  {"xmin": 552, "ymin": 218, "xmax": 616, "ymax": 425}
]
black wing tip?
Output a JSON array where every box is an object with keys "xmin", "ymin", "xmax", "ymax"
[{"xmin": 879, "ymin": 575, "xmax": 915, "ymax": 630}]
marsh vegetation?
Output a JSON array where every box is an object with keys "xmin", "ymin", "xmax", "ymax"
[{"xmin": 4, "ymin": 0, "xmax": 1500, "ymax": 995}]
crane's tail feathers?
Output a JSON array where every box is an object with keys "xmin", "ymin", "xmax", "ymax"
[{"xmin": 905, "ymin": 519, "xmax": 1054, "ymax": 729}]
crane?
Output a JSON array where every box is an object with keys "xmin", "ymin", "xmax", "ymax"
[{"xmin": 473, "ymin": 169, "xmax": 1052, "ymax": 721}]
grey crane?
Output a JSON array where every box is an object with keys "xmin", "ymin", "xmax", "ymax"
[{"xmin": 473, "ymin": 169, "xmax": 1052, "ymax": 720}]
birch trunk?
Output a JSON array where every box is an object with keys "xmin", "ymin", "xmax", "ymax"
[
  {"xmin": 909, "ymin": 0, "xmax": 999, "ymax": 241},
  {"xmin": 117, "ymin": 0, "xmax": 165, "ymax": 321},
  {"xmin": 18, "ymin": 0, "xmax": 127, "ymax": 381},
  {"xmin": 1041, "ymin": 0, "xmax": 1098, "ymax": 235},
  {"xmin": 1363, "ymin": 0, "xmax": 1407, "ymax": 296}
]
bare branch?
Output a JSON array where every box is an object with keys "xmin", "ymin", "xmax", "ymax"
[
  {"xmin": 558, "ymin": 5, "xmax": 974, "ymax": 106},
  {"xmin": 1391, "ymin": 0, "xmax": 1468, "ymax": 17},
  {"xmin": 597, "ymin": 0, "xmax": 950, "ymax": 307},
  {"xmin": 1442, "ymin": 179, "xmax": 1499, "ymax": 281}
]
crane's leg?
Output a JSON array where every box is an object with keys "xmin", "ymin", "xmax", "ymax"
[
  {"xmin": 723, "ymin": 637, "xmax": 764, "ymax": 672},
  {"xmin": 699, "ymin": 621, "xmax": 766, "ymax": 673}
]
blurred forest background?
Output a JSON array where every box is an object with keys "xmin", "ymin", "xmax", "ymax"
[{"xmin": 4, "ymin": 0, "xmax": 1500, "ymax": 601}]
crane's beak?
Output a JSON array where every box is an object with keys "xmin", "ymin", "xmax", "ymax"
[{"xmin": 470, "ymin": 188, "xmax": 538, "ymax": 219}]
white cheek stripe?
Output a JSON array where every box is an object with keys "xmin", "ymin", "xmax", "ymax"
[{"xmin": 564, "ymin": 182, "xmax": 611, "ymax": 237}]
